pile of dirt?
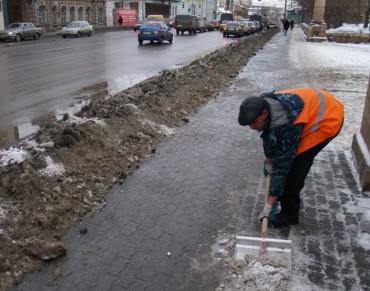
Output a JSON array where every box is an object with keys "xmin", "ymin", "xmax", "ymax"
[{"xmin": 0, "ymin": 28, "xmax": 278, "ymax": 289}]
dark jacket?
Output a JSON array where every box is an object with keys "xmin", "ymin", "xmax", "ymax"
[
  {"xmin": 283, "ymin": 20, "xmax": 290, "ymax": 30},
  {"xmin": 260, "ymin": 92, "xmax": 304, "ymax": 197}
]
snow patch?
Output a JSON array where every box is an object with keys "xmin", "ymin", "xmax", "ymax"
[
  {"xmin": 327, "ymin": 23, "xmax": 370, "ymax": 34},
  {"xmin": 66, "ymin": 114, "xmax": 106, "ymax": 127},
  {"xmin": 140, "ymin": 119, "xmax": 175, "ymax": 137},
  {"xmin": 356, "ymin": 232, "xmax": 370, "ymax": 251},
  {"xmin": 39, "ymin": 156, "xmax": 65, "ymax": 177},
  {"xmin": 0, "ymin": 147, "xmax": 29, "ymax": 167}
]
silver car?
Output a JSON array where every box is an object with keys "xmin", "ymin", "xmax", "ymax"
[
  {"xmin": 0, "ymin": 23, "xmax": 42, "ymax": 42},
  {"xmin": 57, "ymin": 21, "xmax": 94, "ymax": 38}
]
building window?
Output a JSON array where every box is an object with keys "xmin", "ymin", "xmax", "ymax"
[
  {"xmin": 61, "ymin": 6, "xmax": 66, "ymax": 24},
  {"xmin": 86, "ymin": 7, "xmax": 91, "ymax": 23},
  {"xmin": 78, "ymin": 7, "xmax": 83, "ymax": 20},
  {"xmin": 70, "ymin": 7, "xmax": 75, "ymax": 22},
  {"xmin": 98, "ymin": 8, "xmax": 103, "ymax": 24},
  {"xmin": 182, "ymin": 3, "xmax": 184, "ymax": 8},
  {"xmin": 38, "ymin": 6, "xmax": 47, "ymax": 26},
  {"xmin": 51, "ymin": 6, "xmax": 57, "ymax": 26},
  {"xmin": 0, "ymin": 0, "xmax": 2, "ymax": 12}
]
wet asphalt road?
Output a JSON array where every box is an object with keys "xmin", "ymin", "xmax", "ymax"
[{"xmin": 0, "ymin": 30, "xmax": 237, "ymax": 146}]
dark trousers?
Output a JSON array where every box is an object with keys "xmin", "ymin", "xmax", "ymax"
[{"xmin": 279, "ymin": 123, "xmax": 342, "ymax": 216}]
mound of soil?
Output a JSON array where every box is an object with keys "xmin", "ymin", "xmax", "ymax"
[{"xmin": 0, "ymin": 29, "xmax": 278, "ymax": 289}]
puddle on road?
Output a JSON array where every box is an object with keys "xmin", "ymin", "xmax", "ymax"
[
  {"xmin": 0, "ymin": 69, "xmax": 179, "ymax": 148},
  {"xmin": 0, "ymin": 81, "xmax": 107, "ymax": 148}
]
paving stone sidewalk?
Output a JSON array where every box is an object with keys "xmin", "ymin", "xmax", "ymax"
[{"xmin": 15, "ymin": 30, "xmax": 370, "ymax": 291}]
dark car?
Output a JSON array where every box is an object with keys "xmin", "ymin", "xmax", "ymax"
[
  {"xmin": 134, "ymin": 21, "xmax": 146, "ymax": 32},
  {"xmin": 138, "ymin": 21, "xmax": 173, "ymax": 45},
  {"xmin": 223, "ymin": 22, "xmax": 244, "ymax": 37},
  {"xmin": 174, "ymin": 15, "xmax": 198, "ymax": 35}
]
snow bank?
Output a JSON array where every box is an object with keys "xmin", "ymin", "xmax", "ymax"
[
  {"xmin": 327, "ymin": 23, "xmax": 370, "ymax": 34},
  {"xmin": 0, "ymin": 147, "xmax": 29, "ymax": 167},
  {"xmin": 39, "ymin": 156, "xmax": 65, "ymax": 177}
]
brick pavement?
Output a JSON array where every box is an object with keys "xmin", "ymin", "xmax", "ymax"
[{"xmin": 14, "ymin": 30, "xmax": 370, "ymax": 290}]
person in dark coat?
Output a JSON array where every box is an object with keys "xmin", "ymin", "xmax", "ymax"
[
  {"xmin": 290, "ymin": 20, "xmax": 294, "ymax": 30},
  {"xmin": 283, "ymin": 19, "xmax": 290, "ymax": 36},
  {"xmin": 118, "ymin": 16, "xmax": 123, "ymax": 25}
]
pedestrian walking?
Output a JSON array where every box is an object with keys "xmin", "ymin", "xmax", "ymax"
[
  {"xmin": 238, "ymin": 87, "xmax": 344, "ymax": 227},
  {"xmin": 290, "ymin": 20, "xmax": 295, "ymax": 30},
  {"xmin": 283, "ymin": 19, "xmax": 290, "ymax": 36},
  {"xmin": 118, "ymin": 16, "xmax": 123, "ymax": 26}
]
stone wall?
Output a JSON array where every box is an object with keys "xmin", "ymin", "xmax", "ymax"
[
  {"xmin": 352, "ymin": 77, "xmax": 370, "ymax": 192},
  {"xmin": 326, "ymin": 32, "xmax": 370, "ymax": 44}
]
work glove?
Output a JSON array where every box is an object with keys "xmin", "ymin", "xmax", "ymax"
[
  {"xmin": 258, "ymin": 203, "xmax": 272, "ymax": 221},
  {"xmin": 258, "ymin": 203, "xmax": 278, "ymax": 221},
  {"xmin": 263, "ymin": 159, "xmax": 272, "ymax": 177}
]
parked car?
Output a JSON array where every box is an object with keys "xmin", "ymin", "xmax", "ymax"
[
  {"xmin": 223, "ymin": 21, "xmax": 244, "ymax": 37},
  {"xmin": 196, "ymin": 20, "xmax": 207, "ymax": 33},
  {"xmin": 174, "ymin": 15, "xmax": 198, "ymax": 35},
  {"xmin": 57, "ymin": 21, "xmax": 93, "ymax": 38},
  {"xmin": 207, "ymin": 20, "xmax": 220, "ymax": 31},
  {"xmin": 134, "ymin": 21, "xmax": 146, "ymax": 32},
  {"xmin": 138, "ymin": 21, "xmax": 173, "ymax": 45},
  {"xmin": 243, "ymin": 20, "xmax": 258, "ymax": 35},
  {"xmin": 219, "ymin": 20, "xmax": 233, "ymax": 32},
  {"xmin": 0, "ymin": 23, "xmax": 42, "ymax": 42}
]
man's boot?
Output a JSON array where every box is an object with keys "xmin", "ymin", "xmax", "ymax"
[{"xmin": 270, "ymin": 211, "xmax": 299, "ymax": 228}]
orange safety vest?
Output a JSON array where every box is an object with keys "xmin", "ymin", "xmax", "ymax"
[{"xmin": 278, "ymin": 87, "xmax": 344, "ymax": 155}]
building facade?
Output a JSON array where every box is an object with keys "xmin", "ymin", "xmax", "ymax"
[
  {"xmin": 2, "ymin": 0, "xmax": 106, "ymax": 30},
  {"xmin": 0, "ymin": 0, "xmax": 5, "ymax": 30},
  {"xmin": 1, "ymin": 0, "xmax": 182, "ymax": 29}
]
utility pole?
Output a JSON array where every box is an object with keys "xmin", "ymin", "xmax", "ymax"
[{"xmin": 284, "ymin": 0, "xmax": 287, "ymax": 19}]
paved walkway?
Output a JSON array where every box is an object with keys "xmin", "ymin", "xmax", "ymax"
[{"xmin": 15, "ymin": 29, "xmax": 370, "ymax": 290}]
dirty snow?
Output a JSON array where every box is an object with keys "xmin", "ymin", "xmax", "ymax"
[
  {"xmin": 0, "ymin": 147, "xmax": 29, "ymax": 167},
  {"xmin": 243, "ymin": 260, "xmax": 290, "ymax": 290},
  {"xmin": 66, "ymin": 114, "xmax": 106, "ymax": 127},
  {"xmin": 39, "ymin": 156, "xmax": 65, "ymax": 177},
  {"xmin": 140, "ymin": 119, "xmax": 176, "ymax": 137},
  {"xmin": 209, "ymin": 233, "xmax": 291, "ymax": 291}
]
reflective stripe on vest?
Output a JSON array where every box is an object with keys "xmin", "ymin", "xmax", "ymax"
[
  {"xmin": 311, "ymin": 88, "xmax": 326, "ymax": 132},
  {"xmin": 277, "ymin": 87, "xmax": 344, "ymax": 155}
]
